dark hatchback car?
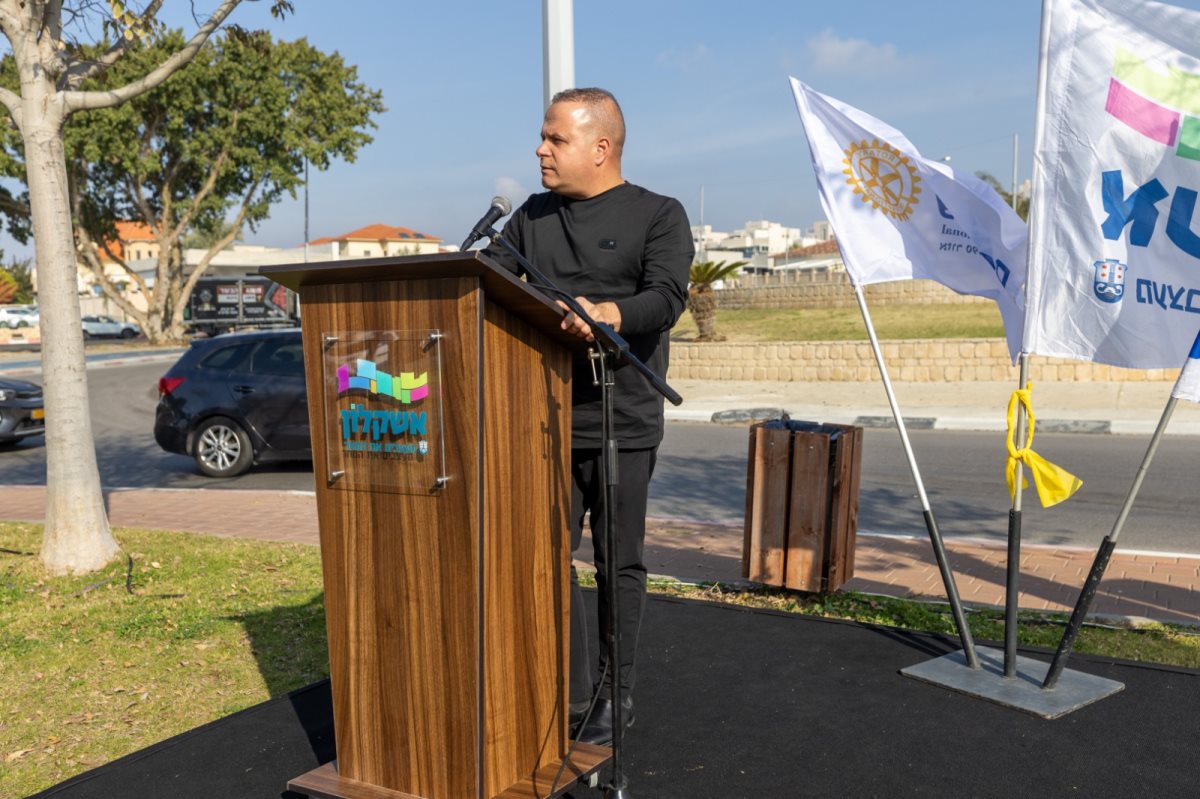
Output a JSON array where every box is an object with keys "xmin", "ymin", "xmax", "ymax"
[
  {"xmin": 154, "ymin": 329, "xmax": 310, "ymax": 477},
  {"xmin": 0, "ymin": 376, "xmax": 45, "ymax": 446}
]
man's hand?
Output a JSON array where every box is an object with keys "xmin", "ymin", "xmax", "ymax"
[{"xmin": 557, "ymin": 297, "xmax": 621, "ymax": 342}]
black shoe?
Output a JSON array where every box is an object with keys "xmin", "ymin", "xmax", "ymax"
[
  {"xmin": 568, "ymin": 700, "xmax": 590, "ymax": 734},
  {"xmin": 575, "ymin": 695, "xmax": 634, "ymax": 746}
]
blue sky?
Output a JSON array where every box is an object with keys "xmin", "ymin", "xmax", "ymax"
[{"xmin": 10, "ymin": 0, "xmax": 1200, "ymax": 256}]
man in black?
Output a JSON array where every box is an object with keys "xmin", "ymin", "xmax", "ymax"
[{"xmin": 485, "ymin": 87, "xmax": 693, "ymax": 745}]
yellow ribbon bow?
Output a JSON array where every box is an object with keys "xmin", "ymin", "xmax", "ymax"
[{"xmin": 1005, "ymin": 383, "xmax": 1083, "ymax": 508}]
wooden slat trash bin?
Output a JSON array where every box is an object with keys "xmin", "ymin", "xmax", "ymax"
[{"xmin": 742, "ymin": 420, "xmax": 864, "ymax": 593}]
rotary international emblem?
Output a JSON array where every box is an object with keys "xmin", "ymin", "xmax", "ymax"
[{"xmin": 842, "ymin": 138, "xmax": 922, "ymax": 222}]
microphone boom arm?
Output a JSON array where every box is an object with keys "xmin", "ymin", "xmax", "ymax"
[{"xmin": 483, "ymin": 228, "xmax": 683, "ymax": 407}]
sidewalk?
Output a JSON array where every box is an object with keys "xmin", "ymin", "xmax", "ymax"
[{"xmin": 3, "ymin": 484, "xmax": 1198, "ymax": 625}]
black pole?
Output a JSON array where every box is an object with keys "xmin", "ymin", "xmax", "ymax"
[
  {"xmin": 1004, "ymin": 508, "xmax": 1022, "ymax": 678},
  {"xmin": 1042, "ymin": 538, "xmax": 1116, "ymax": 689},
  {"xmin": 1041, "ymin": 393, "xmax": 1177, "ymax": 689},
  {"xmin": 1004, "ymin": 354, "xmax": 1031, "ymax": 679},
  {"xmin": 923, "ymin": 510, "xmax": 979, "ymax": 669},
  {"xmin": 598, "ymin": 351, "xmax": 631, "ymax": 798}
]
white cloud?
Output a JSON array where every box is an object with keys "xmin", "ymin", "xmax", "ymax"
[
  {"xmin": 494, "ymin": 176, "xmax": 528, "ymax": 206},
  {"xmin": 805, "ymin": 28, "xmax": 916, "ymax": 76}
]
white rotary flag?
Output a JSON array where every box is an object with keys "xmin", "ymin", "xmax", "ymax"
[
  {"xmin": 790, "ymin": 78, "xmax": 1029, "ymax": 362},
  {"xmin": 1026, "ymin": 0, "xmax": 1200, "ymax": 368}
]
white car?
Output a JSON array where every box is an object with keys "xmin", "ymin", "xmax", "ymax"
[
  {"xmin": 81, "ymin": 314, "xmax": 141, "ymax": 339},
  {"xmin": 0, "ymin": 305, "xmax": 37, "ymax": 328}
]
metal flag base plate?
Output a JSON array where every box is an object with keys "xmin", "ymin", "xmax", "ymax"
[{"xmin": 900, "ymin": 647, "xmax": 1124, "ymax": 719}]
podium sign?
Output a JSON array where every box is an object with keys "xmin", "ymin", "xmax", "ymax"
[{"xmin": 321, "ymin": 329, "xmax": 447, "ymax": 492}]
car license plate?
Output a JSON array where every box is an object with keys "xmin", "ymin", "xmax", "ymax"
[{"xmin": 32, "ymin": 408, "xmax": 44, "ymax": 420}]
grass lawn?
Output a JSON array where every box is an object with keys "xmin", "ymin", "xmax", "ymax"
[
  {"xmin": 670, "ymin": 304, "xmax": 1006, "ymax": 342},
  {"xmin": 4, "ymin": 520, "xmax": 1198, "ymax": 796},
  {"xmin": 0, "ymin": 523, "xmax": 327, "ymax": 798}
]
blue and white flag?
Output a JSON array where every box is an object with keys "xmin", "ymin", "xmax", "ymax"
[
  {"xmin": 1170, "ymin": 329, "xmax": 1200, "ymax": 402},
  {"xmin": 790, "ymin": 78, "xmax": 1029, "ymax": 362},
  {"xmin": 1025, "ymin": 0, "xmax": 1200, "ymax": 368}
]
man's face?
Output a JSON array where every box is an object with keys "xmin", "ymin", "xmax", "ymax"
[{"xmin": 536, "ymin": 101, "xmax": 598, "ymax": 198}]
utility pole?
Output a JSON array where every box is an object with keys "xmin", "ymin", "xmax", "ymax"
[
  {"xmin": 303, "ymin": 156, "xmax": 310, "ymax": 264},
  {"xmin": 1011, "ymin": 133, "xmax": 1019, "ymax": 211},
  {"xmin": 542, "ymin": 0, "xmax": 575, "ymax": 108}
]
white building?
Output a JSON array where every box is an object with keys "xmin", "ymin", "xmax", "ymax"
[
  {"xmin": 806, "ymin": 219, "xmax": 833, "ymax": 241},
  {"xmin": 691, "ymin": 219, "xmax": 807, "ymax": 271}
]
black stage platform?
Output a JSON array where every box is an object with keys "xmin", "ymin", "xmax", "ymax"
[{"xmin": 32, "ymin": 594, "xmax": 1200, "ymax": 798}]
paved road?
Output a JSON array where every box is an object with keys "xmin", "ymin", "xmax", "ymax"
[
  {"xmin": 1, "ymin": 360, "xmax": 1195, "ymax": 553},
  {"xmin": 654, "ymin": 422, "xmax": 1198, "ymax": 554}
]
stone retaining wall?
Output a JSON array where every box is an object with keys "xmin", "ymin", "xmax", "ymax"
[
  {"xmin": 0, "ymin": 326, "xmax": 39, "ymax": 345},
  {"xmin": 717, "ymin": 276, "xmax": 989, "ymax": 310},
  {"xmin": 667, "ymin": 338, "xmax": 1179, "ymax": 382}
]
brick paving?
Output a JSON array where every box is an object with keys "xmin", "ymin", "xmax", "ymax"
[{"xmin": 5, "ymin": 485, "xmax": 1199, "ymax": 625}]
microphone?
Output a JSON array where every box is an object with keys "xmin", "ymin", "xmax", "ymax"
[{"xmin": 460, "ymin": 196, "xmax": 512, "ymax": 251}]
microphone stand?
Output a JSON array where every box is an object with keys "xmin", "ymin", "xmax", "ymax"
[{"xmin": 484, "ymin": 228, "xmax": 681, "ymax": 799}]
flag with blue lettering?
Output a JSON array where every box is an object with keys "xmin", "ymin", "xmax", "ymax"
[
  {"xmin": 790, "ymin": 78, "xmax": 1029, "ymax": 362},
  {"xmin": 1026, "ymin": 0, "xmax": 1200, "ymax": 368},
  {"xmin": 1170, "ymin": 329, "xmax": 1200, "ymax": 402}
]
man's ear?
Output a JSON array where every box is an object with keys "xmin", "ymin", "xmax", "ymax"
[{"xmin": 593, "ymin": 135, "xmax": 612, "ymax": 166}]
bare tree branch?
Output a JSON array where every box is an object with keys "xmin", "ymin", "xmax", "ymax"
[
  {"xmin": 0, "ymin": 191, "xmax": 30, "ymax": 218},
  {"xmin": 72, "ymin": 184, "xmax": 152, "ymax": 321},
  {"xmin": 63, "ymin": 0, "xmax": 240, "ymax": 113},
  {"xmin": 0, "ymin": 0, "xmax": 22, "ymax": 38},
  {"xmin": 174, "ymin": 121, "xmax": 236, "ymax": 233},
  {"xmin": 40, "ymin": 0, "xmax": 64, "ymax": 45},
  {"xmin": 59, "ymin": 0, "xmax": 165, "ymax": 90},
  {"xmin": 171, "ymin": 176, "xmax": 260, "ymax": 329},
  {"xmin": 0, "ymin": 85, "xmax": 23, "ymax": 123}
]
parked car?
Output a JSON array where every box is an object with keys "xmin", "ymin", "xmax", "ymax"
[
  {"xmin": 154, "ymin": 329, "xmax": 310, "ymax": 477},
  {"xmin": 82, "ymin": 314, "xmax": 141, "ymax": 339},
  {"xmin": 0, "ymin": 305, "xmax": 38, "ymax": 329},
  {"xmin": 0, "ymin": 376, "xmax": 45, "ymax": 446}
]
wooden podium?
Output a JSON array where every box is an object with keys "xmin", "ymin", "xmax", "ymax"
[{"xmin": 261, "ymin": 252, "xmax": 610, "ymax": 798}]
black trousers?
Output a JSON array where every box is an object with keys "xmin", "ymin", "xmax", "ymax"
[{"xmin": 569, "ymin": 446, "xmax": 657, "ymax": 702}]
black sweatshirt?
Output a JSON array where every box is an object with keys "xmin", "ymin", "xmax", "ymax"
[{"xmin": 484, "ymin": 182, "xmax": 693, "ymax": 448}]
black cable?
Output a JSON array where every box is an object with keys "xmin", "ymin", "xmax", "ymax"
[
  {"xmin": 549, "ymin": 660, "xmax": 611, "ymax": 797},
  {"xmin": 0, "ymin": 547, "xmax": 35, "ymax": 556}
]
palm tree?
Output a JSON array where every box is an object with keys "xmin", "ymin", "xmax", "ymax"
[{"xmin": 686, "ymin": 260, "xmax": 746, "ymax": 341}]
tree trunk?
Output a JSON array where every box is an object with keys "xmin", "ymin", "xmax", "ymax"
[
  {"xmin": 24, "ymin": 91, "xmax": 119, "ymax": 574},
  {"xmin": 688, "ymin": 287, "xmax": 720, "ymax": 342}
]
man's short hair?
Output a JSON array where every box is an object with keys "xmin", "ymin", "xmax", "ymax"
[{"xmin": 551, "ymin": 87, "xmax": 626, "ymax": 154}]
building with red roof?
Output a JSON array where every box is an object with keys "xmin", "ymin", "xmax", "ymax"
[{"xmin": 309, "ymin": 224, "xmax": 443, "ymax": 259}]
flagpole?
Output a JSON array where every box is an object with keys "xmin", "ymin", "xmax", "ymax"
[
  {"xmin": 1042, "ymin": 394, "xmax": 1177, "ymax": 688},
  {"xmin": 852, "ymin": 281, "xmax": 979, "ymax": 669},
  {"xmin": 1004, "ymin": 353, "xmax": 1030, "ymax": 678}
]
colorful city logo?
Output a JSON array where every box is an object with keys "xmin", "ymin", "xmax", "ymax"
[
  {"xmin": 336, "ymin": 358, "xmax": 429, "ymax": 457},
  {"xmin": 1093, "ymin": 258, "xmax": 1127, "ymax": 304},
  {"xmin": 337, "ymin": 358, "xmax": 427, "ymax": 404},
  {"xmin": 1105, "ymin": 48, "xmax": 1200, "ymax": 161},
  {"xmin": 842, "ymin": 138, "xmax": 922, "ymax": 222}
]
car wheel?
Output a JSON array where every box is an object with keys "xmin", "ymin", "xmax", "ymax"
[
  {"xmin": 193, "ymin": 416, "xmax": 253, "ymax": 477},
  {"xmin": 120, "ymin": 327, "xmax": 136, "ymax": 338},
  {"xmin": 82, "ymin": 330, "xmax": 92, "ymax": 339}
]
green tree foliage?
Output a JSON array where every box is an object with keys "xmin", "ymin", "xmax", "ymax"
[
  {"xmin": 976, "ymin": 171, "xmax": 1029, "ymax": 222},
  {"xmin": 0, "ymin": 28, "xmax": 384, "ymax": 343},
  {"xmin": 0, "ymin": 257, "xmax": 33, "ymax": 303},
  {"xmin": 0, "ymin": 266, "xmax": 15, "ymax": 303},
  {"xmin": 686, "ymin": 260, "xmax": 746, "ymax": 341}
]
